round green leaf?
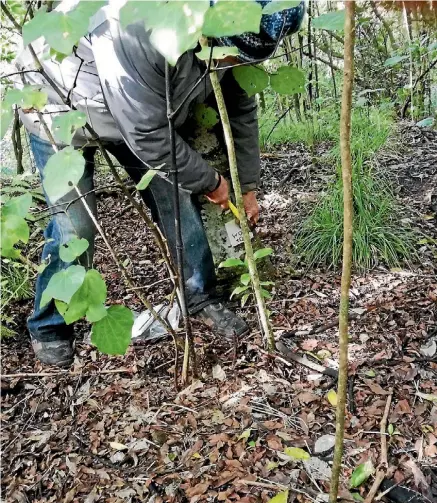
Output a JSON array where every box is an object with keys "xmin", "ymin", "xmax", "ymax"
[
  {"xmin": 38, "ymin": 2, "xmax": 105, "ymax": 55},
  {"xmin": 203, "ymin": 1, "xmax": 262, "ymax": 37},
  {"xmin": 52, "ymin": 111, "xmax": 87, "ymax": 145},
  {"xmin": 232, "ymin": 65, "xmax": 269, "ymax": 97},
  {"xmin": 349, "ymin": 460, "xmax": 375, "ymax": 488},
  {"xmin": 2, "ymin": 193, "xmax": 32, "ymax": 218},
  {"xmin": 40, "ymin": 264, "xmax": 86, "ymax": 308},
  {"xmin": 142, "ymin": 1, "xmax": 209, "ymax": 65},
  {"xmin": 60, "ymin": 269, "xmax": 107, "ymax": 324},
  {"xmin": 270, "ymin": 66, "xmax": 305, "ymax": 95},
  {"xmin": 312, "ymin": 10, "xmax": 346, "ymax": 31},
  {"xmin": 59, "ymin": 237, "xmax": 89, "ymax": 263},
  {"xmin": 22, "ymin": 6, "xmax": 52, "ymax": 46},
  {"xmin": 262, "ymin": 1, "xmax": 300, "ymax": 15},
  {"xmin": 194, "ymin": 104, "xmax": 219, "ymax": 129},
  {"xmin": 91, "ymin": 305, "xmax": 134, "ymax": 355},
  {"xmin": 6, "ymin": 86, "xmax": 48, "ymax": 111},
  {"xmin": 42, "ymin": 147, "xmax": 85, "ymax": 203},
  {"xmin": 0, "ymin": 213, "xmax": 29, "ymax": 257}
]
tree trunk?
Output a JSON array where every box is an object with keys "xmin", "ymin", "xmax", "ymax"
[{"xmin": 329, "ymin": 2, "xmax": 355, "ymax": 501}]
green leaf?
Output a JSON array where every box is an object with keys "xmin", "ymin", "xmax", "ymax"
[
  {"xmin": 1, "ymin": 101, "xmax": 13, "ymax": 140},
  {"xmin": 240, "ymin": 273, "xmax": 251, "ymax": 286},
  {"xmin": 91, "ymin": 305, "xmax": 134, "ymax": 355},
  {"xmin": 60, "ymin": 269, "xmax": 107, "ymax": 324},
  {"xmin": 52, "ymin": 111, "xmax": 87, "ymax": 145},
  {"xmin": 42, "ymin": 147, "xmax": 85, "ymax": 203},
  {"xmin": 231, "ymin": 285, "xmax": 250, "ymax": 298},
  {"xmin": 136, "ymin": 170, "xmax": 159, "ymax": 191},
  {"xmin": 313, "ymin": 10, "xmax": 345, "ymax": 31},
  {"xmin": 241, "ymin": 292, "xmax": 251, "ymax": 307},
  {"xmin": 219, "ymin": 257, "xmax": 245, "ymax": 268},
  {"xmin": 267, "ymin": 491, "xmax": 288, "ymax": 503},
  {"xmin": 238, "ymin": 428, "xmax": 251, "ymax": 441},
  {"xmin": 40, "ymin": 264, "xmax": 86, "ymax": 307},
  {"xmin": 349, "ymin": 460, "xmax": 375, "ymax": 488},
  {"xmin": 86, "ymin": 303, "xmax": 108, "ymax": 323},
  {"xmin": 387, "ymin": 424, "xmax": 394, "ymax": 435},
  {"xmin": 261, "ymin": 288, "xmax": 272, "ymax": 299},
  {"xmin": 416, "ymin": 117, "xmax": 434, "ymax": 127},
  {"xmin": 59, "ymin": 237, "xmax": 89, "ymax": 263},
  {"xmin": 233, "ymin": 66, "xmax": 269, "ymax": 97},
  {"xmin": 6, "ymin": 86, "xmax": 47, "ymax": 110},
  {"xmin": 119, "ymin": 1, "xmax": 151, "ymax": 28},
  {"xmin": 2, "ymin": 193, "xmax": 32, "ymax": 218},
  {"xmin": 22, "ymin": 6, "xmax": 51, "ymax": 46},
  {"xmin": 270, "ymin": 67, "xmax": 305, "ymax": 95},
  {"xmin": 262, "ymin": 1, "xmax": 300, "ymax": 15},
  {"xmin": 196, "ymin": 46, "xmax": 239, "ymax": 61},
  {"xmin": 254, "ymin": 247, "xmax": 274, "ymax": 261},
  {"xmin": 260, "ymin": 281, "xmax": 274, "ymax": 286},
  {"xmin": 284, "ymin": 447, "xmax": 310, "ymax": 460},
  {"xmin": 134, "ymin": 1, "xmax": 209, "ymax": 65},
  {"xmin": 0, "ymin": 213, "xmax": 29, "ymax": 257},
  {"xmin": 194, "ymin": 104, "xmax": 219, "ymax": 129},
  {"xmin": 203, "ymin": 1, "xmax": 262, "ymax": 37},
  {"xmin": 384, "ymin": 55, "xmax": 409, "ymax": 67}
]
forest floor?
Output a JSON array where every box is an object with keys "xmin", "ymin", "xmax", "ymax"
[{"xmin": 1, "ymin": 124, "xmax": 436, "ymax": 503}]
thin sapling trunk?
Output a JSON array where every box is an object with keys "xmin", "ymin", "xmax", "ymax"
[
  {"xmin": 209, "ymin": 70, "xmax": 273, "ymax": 350},
  {"xmin": 329, "ymin": 2, "xmax": 355, "ymax": 502},
  {"xmin": 165, "ymin": 62, "xmax": 196, "ymax": 383}
]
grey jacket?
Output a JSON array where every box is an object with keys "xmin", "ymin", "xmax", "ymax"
[{"xmin": 15, "ymin": 4, "xmax": 260, "ymax": 195}]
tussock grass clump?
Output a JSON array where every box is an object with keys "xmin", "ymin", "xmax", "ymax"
[
  {"xmin": 295, "ymin": 169, "xmax": 416, "ymax": 269},
  {"xmin": 294, "ymin": 106, "xmax": 416, "ymax": 270}
]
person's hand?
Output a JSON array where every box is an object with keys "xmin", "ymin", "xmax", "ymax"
[
  {"xmin": 243, "ymin": 191, "xmax": 259, "ymax": 226},
  {"xmin": 206, "ymin": 175, "xmax": 229, "ymax": 210}
]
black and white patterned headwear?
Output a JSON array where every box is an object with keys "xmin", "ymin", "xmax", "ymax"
[{"xmin": 215, "ymin": 0, "xmax": 306, "ymax": 62}]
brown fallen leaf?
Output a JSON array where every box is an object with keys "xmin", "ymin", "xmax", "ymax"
[
  {"xmin": 185, "ymin": 481, "xmax": 210, "ymax": 498},
  {"xmin": 266, "ymin": 435, "xmax": 283, "ymax": 451},
  {"xmin": 365, "ymin": 380, "xmax": 391, "ymax": 395}
]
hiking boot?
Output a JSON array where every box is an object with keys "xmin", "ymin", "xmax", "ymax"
[
  {"xmin": 195, "ymin": 303, "xmax": 249, "ymax": 339},
  {"xmin": 31, "ymin": 339, "xmax": 74, "ymax": 367}
]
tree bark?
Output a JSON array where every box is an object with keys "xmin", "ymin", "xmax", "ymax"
[{"xmin": 329, "ymin": 2, "xmax": 355, "ymax": 502}]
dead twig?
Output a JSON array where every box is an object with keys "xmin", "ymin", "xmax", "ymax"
[
  {"xmin": 364, "ymin": 388, "xmax": 393, "ymax": 503},
  {"xmin": 1, "ymin": 368, "xmax": 135, "ymax": 379},
  {"xmin": 273, "ymin": 341, "xmax": 338, "ymax": 379}
]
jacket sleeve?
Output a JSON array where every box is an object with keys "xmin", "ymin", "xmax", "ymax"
[
  {"xmin": 221, "ymin": 71, "xmax": 261, "ymax": 194},
  {"xmin": 91, "ymin": 22, "xmax": 219, "ymax": 195}
]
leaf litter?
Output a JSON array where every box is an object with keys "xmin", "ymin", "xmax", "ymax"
[{"xmin": 1, "ymin": 125, "xmax": 436, "ymax": 502}]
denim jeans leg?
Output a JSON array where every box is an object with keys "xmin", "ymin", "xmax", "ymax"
[
  {"xmin": 27, "ymin": 134, "xmax": 97, "ymax": 342},
  {"xmin": 105, "ymin": 142, "xmax": 219, "ymax": 313}
]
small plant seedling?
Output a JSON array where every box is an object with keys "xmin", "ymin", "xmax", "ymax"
[{"xmin": 219, "ymin": 248, "xmax": 274, "ymax": 306}]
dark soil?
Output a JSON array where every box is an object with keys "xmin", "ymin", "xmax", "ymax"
[{"xmin": 2, "ymin": 124, "xmax": 436, "ymax": 503}]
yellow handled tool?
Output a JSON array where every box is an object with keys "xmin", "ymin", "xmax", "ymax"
[{"xmin": 228, "ymin": 200, "xmax": 240, "ymax": 221}]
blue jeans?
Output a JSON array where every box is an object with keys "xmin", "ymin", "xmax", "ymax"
[{"xmin": 28, "ymin": 134, "xmax": 218, "ymax": 342}]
